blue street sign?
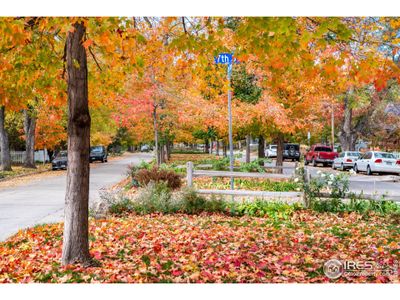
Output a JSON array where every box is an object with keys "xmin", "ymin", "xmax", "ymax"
[{"xmin": 214, "ymin": 53, "xmax": 233, "ymax": 64}]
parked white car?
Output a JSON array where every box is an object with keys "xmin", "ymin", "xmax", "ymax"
[
  {"xmin": 354, "ymin": 151, "xmax": 400, "ymax": 175},
  {"xmin": 265, "ymin": 144, "xmax": 277, "ymax": 158},
  {"xmin": 332, "ymin": 151, "xmax": 360, "ymax": 171}
]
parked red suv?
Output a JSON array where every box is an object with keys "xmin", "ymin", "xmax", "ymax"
[{"xmin": 305, "ymin": 144, "xmax": 338, "ymax": 167}]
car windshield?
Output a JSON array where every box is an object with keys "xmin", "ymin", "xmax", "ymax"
[
  {"xmin": 347, "ymin": 152, "xmax": 360, "ymax": 157},
  {"xmin": 56, "ymin": 151, "xmax": 67, "ymax": 158},
  {"xmin": 375, "ymin": 152, "xmax": 396, "ymax": 159},
  {"xmin": 315, "ymin": 147, "xmax": 332, "ymax": 152},
  {"xmin": 91, "ymin": 146, "xmax": 103, "ymax": 153},
  {"xmin": 284, "ymin": 144, "xmax": 299, "ymax": 150},
  {"xmin": 270, "ymin": 145, "xmax": 277, "ymax": 149}
]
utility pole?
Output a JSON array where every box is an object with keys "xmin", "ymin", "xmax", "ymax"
[
  {"xmin": 227, "ymin": 62, "xmax": 234, "ymax": 189},
  {"xmin": 215, "ymin": 53, "xmax": 235, "ymax": 190}
]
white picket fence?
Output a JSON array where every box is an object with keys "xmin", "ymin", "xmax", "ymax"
[{"xmin": 0, "ymin": 150, "xmax": 50, "ymax": 164}]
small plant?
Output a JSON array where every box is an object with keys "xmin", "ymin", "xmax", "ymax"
[
  {"xmin": 232, "ymin": 200, "xmax": 303, "ymax": 220},
  {"xmin": 134, "ymin": 182, "xmax": 179, "ymax": 214},
  {"xmin": 109, "ymin": 198, "xmax": 135, "ymax": 215},
  {"xmin": 239, "ymin": 160, "xmax": 266, "ymax": 173},
  {"xmin": 211, "ymin": 157, "xmax": 230, "ymax": 170},
  {"xmin": 134, "ymin": 167, "xmax": 182, "ymax": 190},
  {"xmin": 179, "ymin": 187, "xmax": 207, "ymax": 214}
]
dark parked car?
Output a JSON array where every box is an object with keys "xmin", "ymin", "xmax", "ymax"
[
  {"xmin": 52, "ymin": 151, "xmax": 68, "ymax": 170},
  {"xmin": 90, "ymin": 146, "xmax": 108, "ymax": 163},
  {"xmin": 283, "ymin": 143, "xmax": 300, "ymax": 161}
]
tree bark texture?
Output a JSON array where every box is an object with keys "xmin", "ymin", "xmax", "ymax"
[
  {"xmin": 339, "ymin": 91, "xmax": 356, "ymax": 151},
  {"xmin": 258, "ymin": 135, "xmax": 265, "ymax": 166},
  {"xmin": 0, "ymin": 106, "xmax": 12, "ymax": 171},
  {"xmin": 153, "ymin": 105, "xmax": 159, "ymax": 166},
  {"xmin": 246, "ymin": 134, "xmax": 251, "ymax": 163},
  {"xmin": 62, "ymin": 22, "xmax": 92, "ymax": 266},
  {"xmin": 205, "ymin": 138, "xmax": 209, "ymax": 153},
  {"xmin": 23, "ymin": 108, "xmax": 37, "ymax": 168},
  {"xmin": 276, "ymin": 133, "xmax": 284, "ymax": 174},
  {"xmin": 222, "ymin": 140, "xmax": 227, "ymax": 157}
]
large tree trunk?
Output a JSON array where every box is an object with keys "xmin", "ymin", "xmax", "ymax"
[
  {"xmin": 245, "ymin": 134, "xmax": 251, "ymax": 163},
  {"xmin": 216, "ymin": 140, "xmax": 220, "ymax": 156},
  {"xmin": 339, "ymin": 90, "xmax": 356, "ymax": 151},
  {"xmin": 258, "ymin": 135, "xmax": 265, "ymax": 166},
  {"xmin": 23, "ymin": 108, "xmax": 36, "ymax": 169},
  {"xmin": 276, "ymin": 133, "xmax": 284, "ymax": 174},
  {"xmin": 62, "ymin": 22, "xmax": 92, "ymax": 266},
  {"xmin": 0, "ymin": 106, "xmax": 12, "ymax": 171}
]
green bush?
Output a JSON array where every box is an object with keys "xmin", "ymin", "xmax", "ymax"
[
  {"xmin": 179, "ymin": 188, "xmax": 207, "ymax": 214},
  {"xmin": 109, "ymin": 198, "xmax": 135, "ymax": 215},
  {"xmin": 311, "ymin": 197, "xmax": 400, "ymax": 215},
  {"xmin": 239, "ymin": 158, "xmax": 271, "ymax": 173},
  {"xmin": 178, "ymin": 188, "xmax": 228, "ymax": 214},
  {"xmin": 232, "ymin": 200, "xmax": 302, "ymax": 220},
  {"xmin": 134, "ymin": 182, "xmax": 179, "ymax": 214}
]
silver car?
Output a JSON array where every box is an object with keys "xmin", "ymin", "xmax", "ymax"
[
  {"xmin": 354, "ymin": 151, "xmax": 400, "ymax": 175},
  {"xmin": 332, "ymin": 151, "xmax": 360, "ymax": 171}
]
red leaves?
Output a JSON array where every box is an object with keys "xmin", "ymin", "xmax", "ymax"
[
  {"xmin": 82, "ymin": 39, "xmax": 93, "ymax": 49},
  {"xmin": 0, "ymin": 212, "xmax": 398, "ymax": 283}
]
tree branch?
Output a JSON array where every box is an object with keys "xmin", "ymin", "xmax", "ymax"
[
  {"xmin": 144, "ymin": 17, "xmax": 153, "ymax": 28},
  {"xmin": 182, "ymin": 17, "xmax": 187, "ymax": 34},
  {"xmin": 88, "ymin": 46, "xmax": 102, "ymax": 71}
]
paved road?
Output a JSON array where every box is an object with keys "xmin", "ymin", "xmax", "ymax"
[{"xmin": 0, "ymin": 152, "xmax": 152, "ymax": 241}]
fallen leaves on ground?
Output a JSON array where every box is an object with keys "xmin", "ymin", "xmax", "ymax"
[{"xmin": 0, "ymin": 211, "xmax": 398, "ymax": 283}]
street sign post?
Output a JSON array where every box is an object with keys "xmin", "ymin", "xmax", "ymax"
[{"xmin": 215, "ymin": 53, "xmax": 235, "ymax": 189}]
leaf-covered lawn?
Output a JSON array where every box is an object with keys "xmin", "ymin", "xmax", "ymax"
[{"xmin": 0, "ymin": 212, "xmax": 398, "ymax": 283}]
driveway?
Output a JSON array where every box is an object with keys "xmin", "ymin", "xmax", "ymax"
[{"xmin": 0, "ymin": 152, "xmax": 152, "ymax": 241}]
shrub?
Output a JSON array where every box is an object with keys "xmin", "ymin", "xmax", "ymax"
[
  {"xmin": 134, "ymin": 182, "xmax": 179, "ymax": 214},
  {"xmin": 311, "ymin": 197, "xmax": 400, "ymax": 215},
  {"xmin": 179, "ymin": 187, "xmax": 207, "ymax": 214},
  {"xmin": 178, "ymin": 189, "xmax": 227, "ymax": 214},
  {"xmin": 134, "ymin": 166, "xmax": 182, "ymax": 190},
  {"xmin": 232, "ymin": 200, "xmax": 302, "ymax": 220},
  {"xmin": 109, "ymin": 198, "xmax": 135, "ymax": 215}
]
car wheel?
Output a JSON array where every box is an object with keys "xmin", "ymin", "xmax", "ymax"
[
  {"xmin": 366, "ymin": 165, "xmax": 372, "ymax": 176},
  {"xmin": 312, "ymin": 158, "xmax": 317, "ymax": 167},
  {"xmin": 340, "ymin": 163, "xmax": 345, "ymax": 171},
  {"xmin": 332, "ymin": 163, "xmax": 336, "ymax": 170},
  {"xmin": 354, "ymin": 164, "xmax": 359, "ymax": 173},
  {"xmin": 304, "ymin": 160, "xmax": 309, "ymax": 165}
]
